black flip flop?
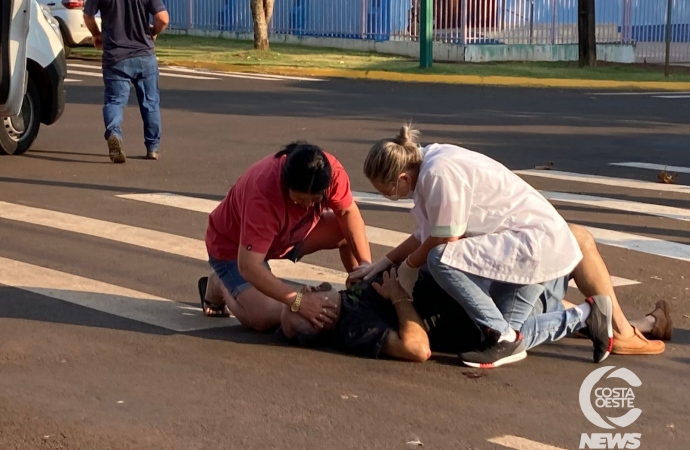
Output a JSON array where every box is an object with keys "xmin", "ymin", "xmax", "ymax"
[{"xmin": 198, "ymin": 276, "xmax": 229, "ymax": 318}]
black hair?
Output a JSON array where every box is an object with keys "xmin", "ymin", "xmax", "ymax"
[{"xmin": 275, "ymin": 141, "xmax": 332, "ymax": 194}]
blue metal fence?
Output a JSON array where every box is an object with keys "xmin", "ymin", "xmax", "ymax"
[{"xmin": 161, "ymin": 0, "xmax": 690, "ymax": 61}]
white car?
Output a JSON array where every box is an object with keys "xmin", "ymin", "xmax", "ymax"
[
  {"xmin": 37, "ymin": 0, "xmax": 101, "ymax": 57},
  {"xmin": 0, "ymin": 0, "xmax": 66, "ymax": 155}
]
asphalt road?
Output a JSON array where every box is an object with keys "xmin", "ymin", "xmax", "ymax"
[{"xmin": 0, "ymin": 62, "xmax": 688, "ymax": 450}]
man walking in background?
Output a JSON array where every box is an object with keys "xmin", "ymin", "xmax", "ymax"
[{"xmin": 83, "ymin": 0, "xmax": 170, "ymax": 163}]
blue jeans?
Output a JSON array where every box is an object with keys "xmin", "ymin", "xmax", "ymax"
[
  {"xmin": 427, "ymin": 244, "xmax": 583, "ymax": 351},
  {"xmin": 102, "ymin": 55, "xmax": 161, "ymax": 152}
]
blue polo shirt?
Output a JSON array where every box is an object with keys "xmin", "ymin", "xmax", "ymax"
[{"xmin": 84, "ymin": 0, "xmax": 167, "ymax": 67}]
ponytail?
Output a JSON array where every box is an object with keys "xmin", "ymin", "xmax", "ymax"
[{"xmin": 363, "ymin": 124, "xmax": 422, "ymax": 184}]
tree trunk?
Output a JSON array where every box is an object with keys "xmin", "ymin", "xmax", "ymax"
[
  {"xmin": 251, "ymin": 0, "xmax": 275, "ymax": 50},
  {"xmin": 578, "ymin": 0, "xmax": 596, "ymax": 67}
]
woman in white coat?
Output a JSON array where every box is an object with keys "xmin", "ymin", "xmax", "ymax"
[{"xmin": 349, "ymin": 125, "xmax": 617, "ymax": 368}]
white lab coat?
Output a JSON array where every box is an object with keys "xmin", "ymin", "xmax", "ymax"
[{"xmin": 412, "ymin": 144, "xmax": 582, "ymax": 285}]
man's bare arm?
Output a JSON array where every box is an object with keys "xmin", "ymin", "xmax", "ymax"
[
  {"xmin": 151, "ymin": 11, "xmax": 170, "ymax": 38},
  {"xmin": 373, "ymin": 268, "xmax": 431, "ymax": 362},
  {"xmin": 83, "ymin": 14, "xmax": 103, "ymax": 49},
  {"xmin": 383, "ymin": 299, "xmax": 431, "ymax": 362}
]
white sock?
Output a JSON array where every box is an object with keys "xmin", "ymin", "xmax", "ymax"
[
  {"xmin": 576, "ymin": 303, "xmax": 592, "ymax": 328},
  {"xmin": 498, "ymin": 328, "xmax": 517, "ymax": 343}
]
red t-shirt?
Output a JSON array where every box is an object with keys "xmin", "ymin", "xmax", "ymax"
[{"xmin": 206, "ymin": 152, "xmax": 354, "ymax": 261}]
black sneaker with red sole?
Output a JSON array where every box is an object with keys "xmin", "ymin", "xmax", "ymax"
[
  {"xmin": 585, "ymin": 295, "xmax": 614, "ymax": 363},
  {"xmin": 460, "ymin": 332, "xmax": 527, "ymax": 369}
]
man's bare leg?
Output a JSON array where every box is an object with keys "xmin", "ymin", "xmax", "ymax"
[{"xmin": 568, "ymin": 224, "xmax": 665, "ymax": 354}]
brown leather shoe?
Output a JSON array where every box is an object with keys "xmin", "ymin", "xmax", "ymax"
[
  {"xmin": 642, "ymin": 300, "xmax": 673, "ymax": 341},
  {"xmin": 612, "ymin": 327, "xmax": 665, "ymax": 355}
]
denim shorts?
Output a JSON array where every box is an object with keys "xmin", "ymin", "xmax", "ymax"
[{"xmin": 209, "ymin": 245, "xmax": 303, "ymax": 298}]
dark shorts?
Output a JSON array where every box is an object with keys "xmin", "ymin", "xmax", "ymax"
[{"xmin": 208, "ymin": 244, "xmax": 303, "ymax": 298}]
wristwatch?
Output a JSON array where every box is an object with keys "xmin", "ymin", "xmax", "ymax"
[{"xmin": 290, "ymin": 292, "xmax": 303, "ymax": 312}]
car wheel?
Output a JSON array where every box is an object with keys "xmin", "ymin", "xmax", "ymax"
[
  {"xmin": 0, "ymin": 76, "xmax": 42, "ymax": 155},
  {"xmin": 60, "ymin": 28, "xmax": 73, "ymax": 58}
]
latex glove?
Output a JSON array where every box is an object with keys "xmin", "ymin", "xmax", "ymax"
[
  {"xmin": 347, "ymin": 257, "xmax": 393, "ymax": 285},
  {"xmin": 397, "ymin": 258, "xmax": 420, "ymax": 297}
]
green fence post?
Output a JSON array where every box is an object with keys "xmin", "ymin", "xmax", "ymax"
[{"xmin": 420, "ymin": 0, "xmax": 433, "ymax": 68}]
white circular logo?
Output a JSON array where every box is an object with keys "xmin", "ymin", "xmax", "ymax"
[{"xmin": 579, "ymin": 366, "xmax": 642, "ymax": 430}]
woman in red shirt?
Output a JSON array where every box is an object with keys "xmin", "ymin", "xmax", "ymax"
[{"xmin": 201, "ymin": 142, "xmax": 372, "ymax": 332}]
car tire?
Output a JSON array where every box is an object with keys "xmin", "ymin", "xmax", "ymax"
[
  {"xmin": 0, "ymin": 76, "xmax": 42, "ymax": 155},
  {"xmin": 60, "ymin": 28, "xmax": 73, "ymax": 58}
]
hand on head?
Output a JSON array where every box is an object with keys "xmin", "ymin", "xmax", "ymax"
[
  {"xmin": 295, "ymin": 283, "xmax": 341, "ymax": 330},
  {"xmin": 372, "ymin": 267, "xmax": 410, "ymax": 304}
]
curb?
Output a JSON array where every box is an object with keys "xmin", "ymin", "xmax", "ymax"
[{"xmin": 69, "ymin": 55, "xmax": 690, "ymax": 91}]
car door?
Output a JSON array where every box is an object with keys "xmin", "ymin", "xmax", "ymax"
[{"xmin": 0, "ymin": 0, "xmax": 31, "ymax": 117}]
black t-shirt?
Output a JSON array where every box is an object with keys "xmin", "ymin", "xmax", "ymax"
[
  {"xmin": 290, "ymin": 270, "xmax": 483, "ymax": 359},
  {"xmin": 84, "ymin": 0, "xmax": 166, "ymax": 67}
]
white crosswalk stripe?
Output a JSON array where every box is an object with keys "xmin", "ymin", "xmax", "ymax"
[
  {"xmin": 67, "ymin": 67, "xmax": 221, "ymax": 81},
  {"xmin": 514, "ymin": 169, "xmax": 690, "ymax": 194},
  {"xmin": 0, "ymin": 256, "xmax": 237, "ymax": 332},
  {"xmin": 610, "ymin": 162, "xmax": 690, "ymax": 174},
  {"xmin": 5, "ymin": 165, "xmax": 690, "ymax": 331},
  {"xmin": 488, "ymin": 435, "xmax": 566, "ymax": 450},
  {"xmin": 66, "ymin": 63, "xmax": 322, "ymax": 83},
  {"xmin": 540, "ymin": 191, "xmax": 690, "ymax": 222},
  {"xmin": 114, "ymin": 192, "xmax": 643, "ymax": 287}
]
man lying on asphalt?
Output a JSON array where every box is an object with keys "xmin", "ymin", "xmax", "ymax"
[{"xmin": 198, "ymin": 224, "xmax": 672, "ymax": 365}]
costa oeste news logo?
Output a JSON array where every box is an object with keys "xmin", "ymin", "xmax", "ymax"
[{"xmin": 579, "ymin": 366, "xmax": 642, "ymax": 449}]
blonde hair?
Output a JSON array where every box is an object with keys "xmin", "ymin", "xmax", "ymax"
[{"xmin": 363, "ymin": 125, "xmax": 422, "ymax": 184}]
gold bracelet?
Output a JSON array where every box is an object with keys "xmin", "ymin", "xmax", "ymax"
[{"xmin": 290, "ymin": 292, "xmax": 303, "ymax": 312}]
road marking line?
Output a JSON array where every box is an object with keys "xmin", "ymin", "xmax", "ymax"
[
  {"xmin": 0, "ymin": 256, "xmax": 236, "ymax": 332},
  {"xmin": 488, "ymin": 435, "xmax": 566, "ymax": 450},
  {"xmin": 64, "ymin": 78, "xmax": 81, "ymax": 83},
  {"xmin": 223, "ymin": 72, "xmax": 324, "ymax": 82},
  {"xmin": 158, "ymin": 72, "xmax": 222, "ymax": 81},
  {"xmin": 66, "ymin": 63, "xmax": 101, "ymax": 70},
  {"xmin": 165, "ymin": 66, "xmax": 324, "ymax": 82},
  {"xmin": 67, "ymin": 67, "xmax": 221, "ymax": 81},
  {"xmin": 116, "ymin": 193, "xmax": 410, "ymax": 249},
  {"xmin": 114, "ymin": 193, "xmax": 640, "ymax": 288},
  {"xmin": 514, "ymin": 170, "xmax": 690, "ymax": 194},
  {"xmin": 541, "ymin": 191, "xmax": 690, "ymax": 222},
  {"xmin": 585, "ymin": 226, "xmax": 690, "ymax": 262},
  {"xmin": 68, "ymin": 63, "xmax": 318, "ymax": 82},
  {"xmin": 654, "ymin": 95, "xmax": 690, "ymax": 99},
  {"xmin": 586, "ymin": 91, "xmax": 690, "ymax": 95},
  {"xmin": 164, "ymin": 67, "xmax": 284, "ymax": 81},
  {"xmin": 0, "ymin": 201, "xmax": 347, "ymax": 290},
  {"xmin": 66, "ymin": 70, "xmax": 104, "ymax": 78},
  {"xmin": 610, "ymin": 162, "xmax": 690, "ymax": 174}
]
